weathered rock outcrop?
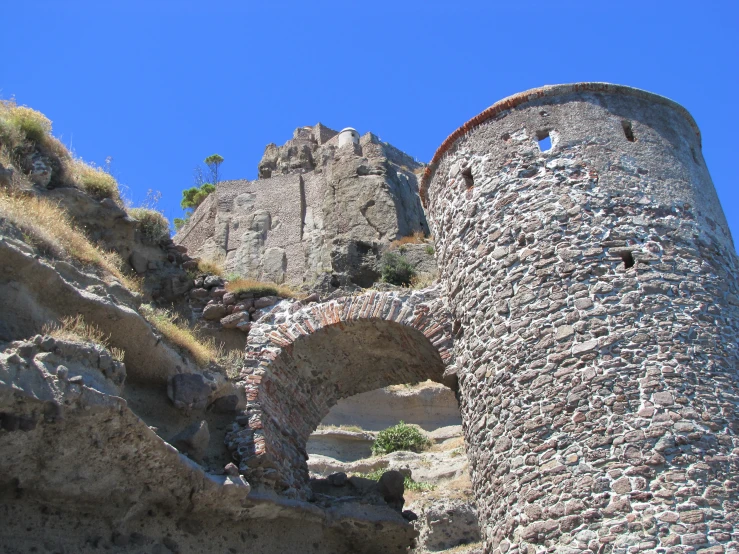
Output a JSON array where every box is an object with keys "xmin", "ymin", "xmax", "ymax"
[
  {"xmin": 174, "ymin": 124, "xmax": 431, "ymax": 287},
  {"xmin": 0, "ymin": 337, "xmax": 417, "ymax": 553}
]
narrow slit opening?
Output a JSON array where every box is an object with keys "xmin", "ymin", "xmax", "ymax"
[
  {"xmin": 461, "ymin": 167, "xmax": 474, "ymax": 189},
  {"xmin": 621, "ymin": 120, "xmax": 636, "ymax": 142},
  {"xmin": 536, "ymin": 131, "xmax": 552, "ymax": 152},
  {"xmin": 621, "ymin": 251, "xmax": 635, "ymax": 269},
  {"xmin": 690, "ymin": 147, "xmax": 700, "ymax": 165}
]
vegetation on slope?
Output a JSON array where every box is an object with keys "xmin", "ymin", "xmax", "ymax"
[
  {"xmin": 128, "ymin": 207, "xmax": 170, "ymax": 243},
  {"xmin": 380, "ymin": 252, "xmax": 416, "ymax": 287},
  {"xmin": 372, "ymin": 421, "xmax": 431, "ymax": 455},
  {"xmin": 0, "ymin": 189, "xmax": 141, "ymax": 292},
  {"xmin": 42, "ymin": 315, "xmax": 125, "ymax": 362},
  {"xmin": 174, "ymin": 154, "xmax": 224, "ymax": 231},
  {"xmin": 196, "ymin": 256, "xmax": 225, "ymax": 276},
  {"xmin": 139, "ymin": 304, "xmax": 217, "ymax": 367},
  {"xmin": 0, "ymin": 100, "xmax": 122, "ymax": 202}
]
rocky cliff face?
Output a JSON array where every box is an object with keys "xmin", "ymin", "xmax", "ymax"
[{"xmin": 174, "ymin": 123, "xmax": 430, "ymax": 287}]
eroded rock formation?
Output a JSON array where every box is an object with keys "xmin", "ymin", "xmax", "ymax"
[{"xmin": 174, "ymin": 123, "xmax": 430, "ymax": 287}]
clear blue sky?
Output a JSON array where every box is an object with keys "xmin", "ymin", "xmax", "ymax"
[{"xmin": 2, "ymin": 1, "xmax": 738, "ymax": 242}]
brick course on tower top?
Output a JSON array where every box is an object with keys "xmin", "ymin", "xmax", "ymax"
[{"xmin": 424, "ymin": 83, "xmax": 739, "ymax": 554}]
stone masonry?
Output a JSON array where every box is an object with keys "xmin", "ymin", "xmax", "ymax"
[
  {"xmin": 226, "ymin": 287, "xmax": 455, "ymax": 497},
  {"xmin": 422, "ymin": 84, "xmax": 739, "ymax": 553}
]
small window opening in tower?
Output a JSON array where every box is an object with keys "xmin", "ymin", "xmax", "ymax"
[
  {"xmin": 621, "ymin": 251, "xmax": 635, "ymax": 269},
  {"xmin": 621, "ymin": 120, "xmax": 636, "ymax": 142},
  {"xmin": 536, "ymin": 131, "xmax": 552, "ymax": 152},
  {"xmin": 461, "ymin": 167, "xmax": 474, "ymax": 189}
]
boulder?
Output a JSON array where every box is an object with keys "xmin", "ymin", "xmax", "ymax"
[
  {"xmin": 167, "ymin": 373, "xmax": 212, "ymax": 411},
  {"xmin": 254, "ymin": 296, "xmax": 279, "ymax": 309},
  {"xmin": 203, "ymin": 303, "xmax": 227, "ymax": 320},
  {"xmin": 327, "ymin": 472, "xmax": 348, "ymax": 487},
  {"xmin": 209, "ymin": 394, "xmax": 239, "ymax": 413},
  {"xmin": 29, "ymin": 152, "xmax": 52, "ymax": 187},
  {"xmin": 220, "ymin": 311, "xmax": 249, "ymax": 329},
  {"xmin": 129, "ymin": 251, "xmax": 148, "ymax": 274},
  {"xmin": 378, "ymin": 470, "xmax": 405, "ymax": 512},
  {"xmin": 190, "ymin": 288, "xmax": 210, "ymax": 299},
  {"xmin": 203, "ymin": 275, "xmax": 223, "ymax": 289},
  {"xmin": 171, "ymin": 420, "xmax": 210, "ymax": 463}
]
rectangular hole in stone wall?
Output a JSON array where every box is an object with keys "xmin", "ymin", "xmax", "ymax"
[
  {"xmin": 536, "ymin": 131, "xmax": 552, "ymax": 152},
  {"xmin": 621, "ymin": 251, "xmax": 635, "ymax": 269},
  {"xmin": 462, "ymin": 167, "xmax": 474, "ymax": 189},
  {"xmin": 621, "ymin": 120, "xmax": 636, "ymax": 142}
]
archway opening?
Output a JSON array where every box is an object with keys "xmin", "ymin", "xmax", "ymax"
[{"xmin": 240, "ymin": 318, "xmax": 453, "ymax": 494}]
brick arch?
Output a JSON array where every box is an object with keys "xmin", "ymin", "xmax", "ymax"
[{"xmin": 226, "ymin": 289, "xmax": 455, "ymax": 497}]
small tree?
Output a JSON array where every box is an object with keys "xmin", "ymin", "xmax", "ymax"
[
  {"xmin": 181, "ymin": 183, "xmax": 216, "ymax": 211},
  {"xmin": 175, "ymin": 155, "xmax": 224, "ymax": 230},
  {"xmin": 204, "ymin": 154, "xmax": 224, "ymax": 187}
]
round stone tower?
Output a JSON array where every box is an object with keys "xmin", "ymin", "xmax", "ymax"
[
  {"xmin": 338, "ymin": 127, "xmax": 360, "ymax": 148},
  {"xmin": 422, "ymin": 84, "xmax": 739, "ymax": 553}
]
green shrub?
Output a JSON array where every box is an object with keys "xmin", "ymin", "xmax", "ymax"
[
  {"xmin": 380, "ymin": 252, "xmax": 416, "ymax": 287},
  {"xmin": 425, "ymin": 245, "xmax": 435, "ymax": 256},
  {"xmin": 372, "ymin": 421, "xmax": 430, "ymax": 455},
  {"xmin": 128, "ymin": 207, "xmax": 170, "ymax": 243}
]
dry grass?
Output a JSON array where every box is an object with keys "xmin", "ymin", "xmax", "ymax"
[
  {"xmin": 139, "ymin": 304, "xmax": 216, "ymax": 367},
  {"xmin": 66, "ymin": 159, "xmax": 120, "ymax": 201},
  {"xmin": 128, "ymin": 207, "xmax": 170, "ymax": 243},
  {"xmin": 217, "ymin": 348, "xmax": 247, "ymax": 379},
  {"xmin": 197, "ymin": 257, "xmax": 225, "ymax": 276},
  {"xmin": 0, "ymin": 100, "xmax": 122, "ymax": 202},
  {"xmin": 410, "ymin": 272, "xmax": 437, "ymax": 289},
  {"xmin": 0, "ymin": 189, "xmax": 141, "ymax": 292},
  {"xmin": 405, "ymin": 471, "xmax": 473, "ymax": 504},
  {"xmin": 444, "ymin": 541, "xmax": 484, "ymax": 553},
  {"xmin": 42, "ymin": 315, "xmax": 125, "ymax": 362},
  {"xmin": 225, "ymin": 277, "xmax": 299, "ymax": 299},
  {"xmin": 316, "ymin": 424, "xmax": 366, "ymax": 433},
  {"xmin": 1, "ymin": 102, "xmax": 51, "ymax": 145},
  {"xmin": 389, "ymin": 230, "xmax": 428, "ymax": 249}
]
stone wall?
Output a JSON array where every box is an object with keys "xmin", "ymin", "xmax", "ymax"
[{"xmin": 424, "ymin": 84, "xmax": 739, "ymax": 553}]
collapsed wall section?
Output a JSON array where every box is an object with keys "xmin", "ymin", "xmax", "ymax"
[{"xmin": 425, "ymin": 84, "xmax": 739, "ymax": 553}]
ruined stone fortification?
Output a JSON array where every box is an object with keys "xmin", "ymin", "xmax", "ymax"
[
  {"xmin": 1, "ymin": 82, "xmax": 737, "ymax": 554},
  {"xmin": 174, "ymin": 123, "xmax": 430, "ymax": 287},
  {"xmin": 424, "ymin": 84, "xmax": 739, "ymax": 552}
]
